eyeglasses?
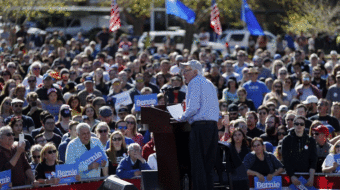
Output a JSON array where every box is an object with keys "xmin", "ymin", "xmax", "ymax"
[
  {"xmin": 47, "ymin": 150, "xmax": 57, "ymax": 154},
  {"xmin": 7, "ymin": 66, "xmax": 16, "ymax": 69},
  {"xmin": 313, "ymin": 132, "xmax": 320, "ymax": 136},
  {"xmin": 259, "ymin": 112, "xmax": 267, "ymax": 115},
  {"xmin": 286, "ymin": 118, "xmax": 294, "ymax": 121},
  {"xmin": 98, "ymin": 129, "xmax": 108, "ymax": 133},
  {"xmin": 274, "ymin": 85, "xmax": 282, "ymax": 88},
  {"xmin": 126, "ymin": 121, "xmax": 135, "ymax": 125},
  {"xmin": 112, "ymin": 137, "xmax": 123, "ymax": 141},
  {"xmin": 118, "ymin": 126, "xmax": 127, "ymax": 130},
  {"xmin": 294, "ymin": 122, "xmax": 305, "ymax": 126},
  {"xmin": 136, "ymin": 79, "xmax": 144, "ymax": 83},
  {"xmin": 33, "ymin": 67, "xmax": 40, "ymax": 70},
  {"xmin": 4, "ymin": 132, "xmax": 15, "ymax": 137},
  {"xmin": 277, "ymin": 132, "xmax": 287, "ymax": 136},
  {"xmin": 33, "ymin": 155, "xmax": 40, "ymax": 159},
  {"xmin": 14, "ymin": 104, "xmax": 23, "ymax": 108},
  {"xmin": 279, "ymin": 72, "xmax": 287, "ymax": 75}
]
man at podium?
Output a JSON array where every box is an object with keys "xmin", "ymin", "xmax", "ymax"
[{"xmin": 179, "ymin": 60, "xmax": 219, "ymax": 190}]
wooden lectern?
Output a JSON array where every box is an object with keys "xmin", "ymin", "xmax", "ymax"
[{"xmin": 141, "ymin": 105, "xmax": 191, "ymax": 190}]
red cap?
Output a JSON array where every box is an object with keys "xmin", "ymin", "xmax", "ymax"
[{"xmin": 312, "ymin": 125, "xmax": 329, "ymax": 137}]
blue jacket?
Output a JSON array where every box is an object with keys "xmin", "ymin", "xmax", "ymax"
[
  {"xmin": 116, "ymin": 156, "xmax": 151, "ymax": 179},
  {"xmin": 58, "ymin": 138, "xmax": 71, "ymax": 162}
]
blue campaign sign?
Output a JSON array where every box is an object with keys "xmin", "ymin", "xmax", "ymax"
[
  {"xmin": 0, "ymin": 170, "xmax": 11, "ymax": 190},
  {"xmin": 77, "ymin": 146, "xmax": 108, "ymax": 167},
  {"xmin": 254, "ymin": 176, "xmax": 282, "ymax": 190},
  {"xmin": 134, "ymin": 94, "xmax": 158, "ymax": 112},
  {"xmin": 289, "ymin": 176, "xmax": 318, "ymax": 190},
  {"xmin": 333, "ymin": 154, "xmax": 340, "ymax": 172},
  {"xmin": 56, "ymin": 164, "xmax": 78, "ymax": 184}
]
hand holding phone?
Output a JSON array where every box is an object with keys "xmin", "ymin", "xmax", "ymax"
[{"xmin": 19, "ymin": 134, "xmax": 24, "ymax": 143}]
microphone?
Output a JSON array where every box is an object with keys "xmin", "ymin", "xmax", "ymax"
[{"xmin": 162, "ymin": 86, "xmax": 181, "ymax": 92}]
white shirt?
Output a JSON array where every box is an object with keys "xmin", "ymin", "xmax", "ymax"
[{"xmin": 22, "ymin": 75, "xmax": 43, "ymax": 88}]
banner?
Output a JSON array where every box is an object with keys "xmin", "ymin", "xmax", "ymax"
[
  {"xmin": 112, "ymin": 91, "xmax": 132, "ymax": 109},
  {"xmin": 334, "ymin": 154, "xmax": 340, "ymax": 172},
  {"xmin": 134, "ymin": 94, "xmax": 158, "ymax": 111},
  {"xmin": 77, "ymin": 146, "xmax": 108, "ymax": 167},
  {"xmin": 56, "ymin": 164, "xmax": 78, "ymax": 184},
  {"xmin": 0, "ymin": 170, "xmax": 10, "ymax": 190},
  {"xmin": 289, "ymin": 176, "xmax": 318, "ymax": 190},
  {"xmin": 254, "ymin": 176, "xmax": 282, "ymax": 190}
]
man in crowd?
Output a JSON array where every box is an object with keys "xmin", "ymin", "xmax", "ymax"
[
  {"xmin": 311, "ymin": 66, "xmax": 326, "ymax": 96},
  {"xmin": 0, "ymin": 126, "xmax": 37, "ymax": 187},
  {"xmin": 246, "ymin": 111, "xmax": 264, "ymax": 138},
  {"xmin": 222, "ymin": 60, "xmax": 241, "ymax": 82},
  {"xmin": 41, "ymin": 114, "xmax": 62, "ymax": 148},
  {"xmin": 227, "ymin": 104, "xmax": 239, "ymax": 121},
  {"xmin": 66, "ymin": 123, "xmax": 108, "ymax": 178},
  {"xmin": 326, "ymin": 71, "xmax": 340, "ymax": 102},
  {"xmin": 296, "ymin": 72, "xmax": 322, "ymax": 102},
  {"xmin": 36, "ymin": 73, "xmax": 64, "ymax": 102},
  {"xmin": 58, "ymin": 121, "xmax": 78, "ymax": 162},
  {"xmin": 311, "ymin": 125, "xmax": 331, "ymax": 173},
  {"xmin": 309, "ymin": 99, "xmax": 340, "ymax": 133},
  {"xmin": 303, "ymin": 95, "xmax": 319, "ymax": 118},
  {"xmin": 233, "ymin": 50, "xmax": 248, "ymax": 79},
  {"xmin": 78, "ymin": 76, "xmax": 102, "ymax": 106},
  {"xmin": 253, "ymin": 55, "xmax": 271, "ymax": 79},
  {"xmin": 256, "ymin": 105, "xmax": 269, "ymax": 131},
  {"xmin": 260, "ymin": 114, "xmax": 280, "ymax": 146},
  {"xmin": 282, "ymin": 116, "xmax": 317, "ymax": 187},
  {"xmin": 22, "ymin": 92, "xmax": 44, "ymax": 129},
  {"xmin": 98, "ymin": 106, "xmax": 116, "ymax": 132}
]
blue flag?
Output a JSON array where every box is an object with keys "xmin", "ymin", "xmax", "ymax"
[
  {"xmin": 241, "ymin": 0, "xmax": 264, "ymax": 35},
  {"xmin": 166, "ymin": 0, "xmax": 195, "ymax": 24}
]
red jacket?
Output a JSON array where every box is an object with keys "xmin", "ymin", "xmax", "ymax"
[{"xmin": 142, "ymin": 140, "xmax": 155, "ymax": 160}]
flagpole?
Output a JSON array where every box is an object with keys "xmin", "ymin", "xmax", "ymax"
[{"xmin": 150, "ymin": 0, "xmax": 155, "ymax": 31}]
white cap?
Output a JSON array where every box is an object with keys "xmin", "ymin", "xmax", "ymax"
[
  {"xmin": 331, "ymin": 50, "xmax": 338, "ymax": 55},
  {"xmin": 180, "ymin": 60, "xmax": 202, "ymax": 75},
  {"xmin": 302, "ymin": 95, "xmax": 318, "ymax": 104}
]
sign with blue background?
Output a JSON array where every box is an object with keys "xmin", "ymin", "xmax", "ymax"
[
  {"xmin": 254, "ymin": 176, "xmax": 282, "ymax": 190},
  {"xmin": 76, "ymin": 146, "xmax": 108, "ymax": 166},
  {"xmin": 134, "ymin": 94, "xmax": 158, "ymax": 111},
  {"xmin": 289, "ymin": 176, "xmax": 318, "ymax": 190},
  {"xmin": 56, "ymin": 164, "xmax": 78, "ymax": 184},
  {"xmin": 0, "ymin": 170, "xmax": 11, "ymax": 190}
]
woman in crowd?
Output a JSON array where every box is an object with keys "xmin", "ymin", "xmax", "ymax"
[
  {"xmin": 94, "ymin": 68, "xmax": 109, "ymax": 96},
  {"xmin": 243, "ymin": 138, "xmax": 284, "ymax": 182},
  {"xmin": 222, "ymin": 77, "xmax": 238, "ymax": 104},
  {"xmin": 322, "ymin": 140, "xmax": 340, "ymax": 173},
  {"xmin": 82, "ymin": 104, "xmax": 100, "ymax": 131},
  {"xmin": 0, "ymin": 97, "xmax": 12, "ymax": 119},
  {"xmin": 124, "ymin": 114, "xmax": 144, "ymax": 147},
  {"xmin": 155, "ymin": 73, "xmax": 166, "ymax": 89},
  {"xmin": 0, "ymin": 70, "xmax": 12, "ymax": 83},
  {"xmin": 271, "ymin": 60, "xmax": 284, "ymax": 80},
  {"xmin": 55, "ymin": 105, "xmax": 72, "ymax": 134},
  {"xmin": 324, "ymin": 74, "xmax": 336, "ymax": 98},
  {"xmin": 233, "ymin": 87, "xmax": 256, "ymax": 111},
  {"xmin": 42, "ymin": 88, "xmax": 63, "ymax": 122},
  {"xmin": 13, "ymin": 85, "xmax": 27, "ymax": 107},
  {"xmin": 0, "ymin": 79, "xmax": 16, "ymax": 104},
  {"xmin": 30, "ymin": 144, "xmax": 43, "ymax": 176},
  {"xmin": 95, "ymin": 122, "xmax": 110, "ymax": 147},
  {"xmin": 264, "ymin": 79, "xmax": 289, "ymax": 106},
  {"xmin": 277, "ymin": 67, "xmax": 288, "ymax": 81},
  {"xmin": 67, "ymin": 95, "xmax": 83, "ymax": 117},
  {"xmin": 219, "ymin": 100, "xmax": 228, "ymax": 112},
  {"xmin": 277, "ymin": 125, "xmax": 288, "ymax": 142},
  {"xmin": 106, "ymin": 131, "xmax": 128, "ymax": 175},
  {"xmin": 283, "ymin": 76, "xmax": 297, "ymax": 103},
  {"xmin": 331, "ymin": 102, "xmax": 340, "ymax": 125},
  {"xmin": 217, "ymin": 75, "xmax": 227, "ymax": 100}
]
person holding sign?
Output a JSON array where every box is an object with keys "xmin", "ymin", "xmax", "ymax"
[
  {"xmin": 244, "ymin": 138, "xmax": 284, "ymax": 182},
  {"xmin": 35, "ymin": 143, "xmax": 81, "ymax": 185},
  {"xmin": 322, "ymin": 140, "xmax": 340, "ymax": 173},
  {"xmin": 116, "ymin": 143, "xmax": 151, "ymax": 179},
  {"xmin": 65, "ymin": 123, "xmax": 108, "ymax": 179},
  {"xmin": 106, "ymin": 131, "xmax": 128, "ymax": 175},
  {"xmin": 178, "ymin": 60, "xmax": 219, "ymax": 190}
]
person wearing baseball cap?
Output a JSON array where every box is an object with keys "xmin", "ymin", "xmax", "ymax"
[
  {"xmin": 77, "ymin": 76, "xmax": 102, "ymax": 106},
  {"xmin": 312, "ymin": 125, "xmax": 331, "ymax": 173},
  {"xmin": 303, "ymin": 95, "xmax": 318, "ymax": 118},
  {"xmin": 326, "ymin": 71, "xmax": 340, "ymax": 103},
  {"xmin": 98, "ymin": 106, "xmax": 115, "ymax": 131},
  {"xmin": 36, "ymin": 72, "xmax": 64, "ymax": 102}
]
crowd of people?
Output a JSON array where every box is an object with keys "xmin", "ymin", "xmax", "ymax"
[{"xmin": 0, "ymin": 24, "xmax": 340, "ymax": 189}]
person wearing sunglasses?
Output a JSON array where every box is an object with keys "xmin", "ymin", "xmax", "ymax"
[
  {"xmin": 322, "ymin": 139, "xmax": 340, "ymax": 173},
  {"xmin": 30, "ymin": 144, "xmax": 42, "ymax": 176},
  {"xmin": 95, "ymin": 122, "xmax": 110, "ymax": 147},
  {"xmin": 124, "ymin": 114, "xmax": 144, "ymax": 147},
  {"xmin": 0, "ymin": 126, "xmax": 37, "ymax": 187},
  {"xmin": 35, "ymin": 143, "xmax": 80, "ymax": 185},
  {"xmin": 106, "ymin": 131, "xmax": 128, "ymax": 175},
  {"xmin": 310, "ymin": 99, "xmax": 340, "ymax": 134},
  {"xmin": 0, "ymin": 97, "xmax": 12, "ymax": 119},
  {"xmin": 311, "ymin": 125, "xmax": 331, "ymax": 173},
  {"xmin": 282, "ymin": 115, "xmax": 317, "ymax": 187}
]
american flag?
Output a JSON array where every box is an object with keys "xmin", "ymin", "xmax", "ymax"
[
  {"xmin": 110, "ymin": 0, "xmax": 121, "ymax": 32},
  {"xmin": 210, "ymin": 0, "xmax": 222, "ymax": 35}
]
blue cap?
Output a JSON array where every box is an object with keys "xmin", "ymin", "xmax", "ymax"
[
  {"xmin": 274, "ymin": 54, "xmax": 282, "ymax": 60},
  {"xmin": 84, "ymin": 76, "xmax": 93, "ymax": 83},
  {"xmin": 264, "ymin": 142, "xmax": 274, "ymax": 153},
  {"xmin": 43, "ymin": 73, "xmax": 52, "ymax": 80}
]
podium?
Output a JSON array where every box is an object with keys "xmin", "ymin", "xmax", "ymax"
[{"xmin": 141, "ymin": 105, "xmax": 191, "ymax": 190}]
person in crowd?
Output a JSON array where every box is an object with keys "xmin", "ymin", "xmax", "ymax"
[
  {"xmin": 94, "ymin": 68, "xmax": 110, "ymax": 96},
  {"xmin": 295, "ymin": 104, "xmax": 312, "ymax": 131},
  {"xmin": 242, "ymin": 67, "xmax": 269, "ymax": 109},
  {"xmin": 233, "ymin": 50, "xmax": 249, "ymax": 78},
  {"xmin": 4, "ymin": 98, "xmax": 35, "ymax": 134},
  {"xmin": 98, "ymin": 106, "xmax": 116, "ymax": 132},
  {"xmin": 124, "ymin": 114, "xmax": 144, "ymax": 147},
  {"xmin": 24, "ymin": 75, "xmax": 38, "ymax": 95},
  {"xmin": 13, "ymin": 85, "xmax": 27, "ymax": 107},
  {"xmin": 256, "ymin": 105, "xmax": 268, "ymax": 131},
  {"xmin": 254, "ymin": 55, "xmax": 272, "ymax": 80},
  {"xmin": 277, "ymin": 67, "xmax": 288, "ymax": 82},
  {"xmin": 222, "ymin": 77, "xmax": 238, "ymax": 104},
  {"xmin": 95, "ymin": 122, "xmax": 110, "ymax": 147},
  {"xmin": 106, "ymin": 131, "xmax": 128, "ymax": 175},
  {"xmin": 227, "ymin": 104, "xmax": 239, "ymax": 121},
  {"xmin": 238, "ymin": 103, "xmax": 248, "ymax": 119},
  {"xmin": 30, "ymin": 144, "xmax": 42, "ymax": 176},
  {"xmin": 219, "ymin": 100, "xmax": 228, "ymax": 113},
  {"xmin": 326, "ymin": 71, "xmax": 340, "ymax": 102},
  {"xmin": 0, "ymin": 97, "xmax": 13, "ymax": 119},
  {"xmin": 283, "ymin": 76, "xmax": 297, "ymax": 103},
  {"xmin": 58, "ymin": 121, "xmax": 78, "ymax": 163},
  {"xmin": 55, "ymin": 105, "xmax": 72, "ymax": 134},
  {"xmin": 82, "ymin": 104, "xmax": 100, "ymax": 131},
  {"xmin": 77, "ymin": 76, "xmax": 102, "ymax": 106},
  {"xmin": 92, "ymin": 97, "xmax": 106, "ymax": 116},
  {"xmin": 67, "ymin": 95, "xmax": 83, "ymax": 117},
  {"xmin": 65, "ymin": 123, "xmax": 108, "ymax": 178},
  {"xmin": 9, "ymin": 116, "xmax": 34, "ymax": 151},
  {"xmin": 244, "ymin": 137, "xmax": 284, "ymax": 182},
  {"xmin": 309, "ymin": 98, "xmax": 340, "ymax": 133},
  {"xmin": 277, "ymin": 125, "xmax": 288, "ymax": 142},
  {"xmin": 322, "ymin": 140, "xmax": 340, "ymax": 173},
  {"xmin": 0, "ymin": 126, "xmax": 37, "ymax": 187},
  {"xmin": 42, "ymin": 88, "xmax": 63, "ymax": 122},
  {"xmin": 35, "ymin": 134, "xmax": 48, "ymax": 147},
  {"xmin": 324, "ymin": 74, "xmax": 336, "ymax": 98},
  {"xmin": 221, "ymin": 60, "xmax": 241, "ymax": 82},
  {"xmin": 40, "ymin": 114, "xmax": 62, "ymax": 148},
  {"xmin": 260, "ymin": 114, "xmax": 280, "ymax": 146},
  {"xmin": 303, "ymin": 95, "xmax": 319, "ymax": 118},
  {"xmin": 311, "ymin": 66, "xmax": 327, "ymax": 97},
  {"xmin": 331, "ymin": 102, "xmax": 340, "ymax": 125},
  {"xmin": 142, "ymin": 132, "xmax": 155, "ymax": 160},
  {"xmin": 311, "ymin": 125, "xmax": 332, "ymax": 173},
  {"xmin": 22, "ymin": 61, "xmax": 43, "ymax": 88},
  {"xmin": 246, "ymin": 111, "xmax": 264, "ymax": 138},
  {"xmin": 296, "ymin": 72, "xmax": 322, "ymax": 102},
  {"xmin": 282, "ymin": 115, "xmax": 317, "ymax": 187},
  {"xmin": 116, "ymin": 143, "xmax": 151, "ymax": 179},
  {"xmin": 36, "ymin": 73, "xmax": 64, "ymax": 102},
  {"xmin": 22, "ymin": 92, "xmax": 44, "ymax": 129},
  {"xmin": 31, "ymin": 111, "xmax": 63, "ymax": 139},
  {"xmin": 263, "ymin": 79, "xmax": 289, "ymax": 106}
]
